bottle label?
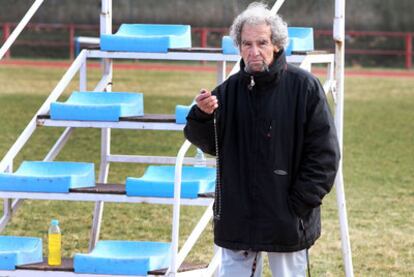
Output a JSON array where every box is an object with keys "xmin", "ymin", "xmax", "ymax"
[{"xmin": 48, "ymin": 233, "xmax": 62, "ymax": 266}]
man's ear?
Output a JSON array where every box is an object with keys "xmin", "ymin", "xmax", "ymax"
[{"xmin": 273, "ymin": 45, "xmax": 280, "ymax": 53}]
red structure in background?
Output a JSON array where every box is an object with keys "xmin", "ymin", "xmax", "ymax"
[
  {"xmin": 315, "ymin": 30, "xmax": 413, "ymax": 69},
  {"xmin": 1, "ymin": 23, "xmax": 413, "ymax": 69}
]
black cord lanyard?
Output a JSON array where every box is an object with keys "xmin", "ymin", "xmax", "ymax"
[{"xmin": 213, "ymin": 110, "xmax": 222, "ymax": 220}]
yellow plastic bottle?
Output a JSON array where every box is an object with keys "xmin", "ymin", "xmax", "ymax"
[{"xmin": 48, "ymin": 219, "xmax": 62, "ymax": 266}]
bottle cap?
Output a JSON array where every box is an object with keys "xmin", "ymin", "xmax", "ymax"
[{"xmin": 51, "ymin": 219, "xmax": 59, "ymax": 226}]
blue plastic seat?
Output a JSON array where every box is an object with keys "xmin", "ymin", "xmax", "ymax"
[
  {"xmin": 74, "ymin": 241, "xmax": 171, "ymax": 276},
  {"xmin": 221, "ymin": 27, "xmax": 314, "ymax": 56},
  {"xmin": 101, "ymin": 24, "xmax": 192, "ymax": 53},
  {"xmin": 126, "ymin": 165, "xmax": 216, "ymax": 198},
  {"xmin": 0, "ymin": 236, "xmax": 43, "ymax": 270},
  {"xmin": 0, "ymin": 161, "xmax": 95, "ymax": 193},
  {"xmin": 50, "ymin": 91, "xmax": 143, "ymax": 121},
  {"xmin": 222, "ymin": 36, "xmax": 239, "ymax": 55},
  {"xmin": 285, "ymin": 27, "xmax": 314, "ymax": 55},
  {"xmin": 175, "ymin": 103, "xmax": 194, "ymax": 124}
]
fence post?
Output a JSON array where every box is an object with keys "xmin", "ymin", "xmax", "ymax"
[
  {"xmin": 200, "ymin": 28, "xmax": 208, "ymax": 48},
  {"xmin": 405, "ymin": 33, "xmax": 412, "ymax": 69},
  {"xmin": 69, "ymin": 24, "xmax": 75, "ymax": 60},
  {"xmin": 2, "ymin": 23, "xmax": 11, "ymax": 59}
]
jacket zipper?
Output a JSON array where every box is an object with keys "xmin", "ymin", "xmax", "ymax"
[
  {"xmin": 248, "ymin": 75, "xmax": 255, "ymax": 90},
  {"xmin": 249, "ymin": 74, "xmax": 258, "ymax": 248}
]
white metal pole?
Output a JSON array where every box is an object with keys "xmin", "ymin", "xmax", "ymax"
[
  {"xmin": 80, "ymin": 61, "xmax": 87, "ymax": 91},
  {"xmin": 334, "ymin": 0, "xmax": 354, "ymax": 276},
  {"xmin": 176, "ymin": 201, "xmax": 214, "ymax": 268},
  {"xmin": 270, "ymin": 0, "xmax": 286, "ymax": 14},
  {"xmin": 0, "ymin": 50, "xmax": 87, "ymax": 173},
  {"xmin": 100, "ymin": 0, "xmax": 113, "ymax": 91},
  {"xmin": 43, "ymin": 128, "xmax": 74, "ymax": 162},
  {"xmin": 89, "ymin": 0, "xmax": 113, "ymax": 252},
  {"xmin": 0, "ymin": 0, "xmax": 45, "ymax": 60},
  {"xmin": 168, "ymin": 140, "xmax": 192, "ymax": 276}
]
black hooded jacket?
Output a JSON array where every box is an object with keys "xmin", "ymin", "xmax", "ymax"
[{"xmin": 184, "ymin": 50, "xmax": 340, "ymax": 252}]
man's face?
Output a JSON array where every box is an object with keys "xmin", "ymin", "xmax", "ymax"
[{"xmin": 240, "ymin": 23, "xmax": 279, "ymax": 73}]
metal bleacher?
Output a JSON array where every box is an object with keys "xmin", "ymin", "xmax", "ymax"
[{"xmin": 0, "ymin": 0, "xmax": 353, "ymax": 276}]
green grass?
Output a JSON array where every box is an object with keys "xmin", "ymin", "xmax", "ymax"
[{"xmin": 0, "ymin": 63, "xmax": 413, "ymax": 276}]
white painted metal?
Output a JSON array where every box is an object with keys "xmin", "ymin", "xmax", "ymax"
[
  {"xmin": 87, "ymin": 50, "xmax": 240, "ymax": 62},
  {"xmin": 107, "ymin": 154, "xmax": 216, "ymax": 167},
  {"xmin": 102, "ymin": 59, "xmax": 113, "ymax": 91},
  {"xmin": 2, "ymin": 198, "xmax": 12, "ymax": 222},
  {"xmin": 322, "ymin": 79, "xmax": 336, "ymax": 97},
  {"xmin": 0, "ymin": 50, "xmax": 86, "ymax": 173},
  {"xmin": 93, "ymin": 73, "xmax": 112, "ymax": 92},
  {"xmin": 300, "ymin": 60, "xmax": 312, "ymax": 72},
  {"xmin": 100, "ymin": 0, "xmax": 112, "ymax": 35},
  {"xmin": 80, "ymin": 60, "xmax": 87, "ymax": 91},
  {"xmin": 216, "ymin": 61, "xmax": 226, "ymax": 84},
  {"xmin": 75, "ymin": 36, "xmax": 100, "ymax": 45},
  {"xmin": 43, "ymin": 127, "xmax": 74, "ymax": 162},
  {"xmin": 0, "ymin": 269, "xmax": 149, "ymax": 277},
  {"xmin": 169, "ymin": 139, "xmax": 192, "ymax": 276},
  {"xmin": 98, "ymin": 129, "xmax": 111, "ymax": 184},
  {"xmin": 270, "ymin": 0, "xmax": 287, "ymax": 14},
  {"xmin": 0, "ymin": 0, "xmax": 45, "ymax": 60},
  {"xmin": 334, "ymin": 1, "xmax": 354, "ymax": 276},
  {"xmin": 89, "ymin": 200, "xmax": 104, "ymax": 251},
  {"xmin": 1, "ymin": 164, "xmax": 12, "ymax": 224},
  {"xmin": 290, "ymin": 53, "xmax": 335, "ymax": 65},
  {"xmin": 324, "ymin": 61, "xmax": 337, "ymax": 102},
  {"xmin": 0, "ymin": 155, "xmax": 15, "ymax": 231},
  {"xmin": 89, "ymin": 128, "xmax": 111, "ymax": 251},
  {"xmin": 0, "ymin": 268, "xmax": 209, "ymax": 277},
  {"xmin": 176, "ymin": 269, "xmax": 207, "ymax": 277},
  {"xmin": 37, "ymin": 118, "xmax": 185, "ymax": 131},
  {"xmin": 205, "ymin": 249, "xmax": 222, "ymax": 277},
  {"xmin": 0, "ymin": 199, "xmax": 23, "ymax": 232},
  {"xmin": 174, "ymin": 202, "xmax": 214, "ymax": 272},
  {"xmin": 0, "ymin": 191, "xmax": 213, "ymax": 206},
  {"xmin": 89, "ymin": 0, "xmax": 114, "ymax": 247}
]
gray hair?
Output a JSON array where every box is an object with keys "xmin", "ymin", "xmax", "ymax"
[{"xmin": 230, "ymin": 2, "xmax": 288, "ymax": 50}]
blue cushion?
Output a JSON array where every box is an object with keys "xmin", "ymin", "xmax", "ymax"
[
  {"xmin": 50, "ymin": 91, "xmax": 143, "ymax": 121},
  {"xmin": 0, "ymin": 161, "xmax": 95, "ymax": 193},
  {"xmin": 126, "ymin": 165, "xmax": 216, "ymax": 198},
  {"xmin": 285, "ymin": 27, "xmax": 314, "ymax": 55},
  {"xmin": 74, "ymin": 241, "xmax": 171, "ymax": 276},
  {"xmin": 101, "ymin": 24, "xmax": 191, "ymax": 53},
  {"xmin": 0, "ymin": 236, "xmax": 43, "ymax": 270},
  {"xmin": 175, "ymin": 104, "xmax": 194, "ymax": 124},
  {"xmin": 222, "ymin": 36, "xmax": 239, "ymax": 55}
]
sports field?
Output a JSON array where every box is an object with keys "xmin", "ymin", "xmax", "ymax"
[{"xmin": 0, "ymin": 60, "xmax": 413, "ymax": 276}]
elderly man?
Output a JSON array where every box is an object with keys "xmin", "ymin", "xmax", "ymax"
[{"xmin": 184, "ymin": 2, "xmax": 340, "ymax": 276}]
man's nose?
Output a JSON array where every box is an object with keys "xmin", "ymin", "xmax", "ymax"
[{"xmin": 249, "ymin": 44, "xmax": 260, "ymax": 56}]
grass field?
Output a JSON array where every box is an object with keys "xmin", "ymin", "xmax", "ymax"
[{"xmin": 0, "ymin": 62, "xmax": 413, "ymax": 276}]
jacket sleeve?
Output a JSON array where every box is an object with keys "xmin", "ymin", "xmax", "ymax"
[
  {"xmin": 290, "ymin": 79, "xmax": 341, "ymax": 218},
  {"xmin": 183, "ymin": 103, "xmax": 216, "ymax": 156}
]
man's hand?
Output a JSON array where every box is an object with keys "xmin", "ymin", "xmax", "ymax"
[{"xmin": 195, "ymin": 89, "xmax": 218, "ymax": 114}]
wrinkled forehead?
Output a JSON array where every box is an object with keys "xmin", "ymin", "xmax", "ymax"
[{"xmin": 241, "ymin": 22, "xmax": 272, "ymax": 41}]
